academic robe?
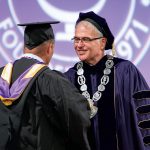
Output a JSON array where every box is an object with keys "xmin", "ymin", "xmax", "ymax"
[
  {"xmin": 0, "ymin": 57, "xmax": 91, "ymax": 150},
  {"xmin": 64, "ymin": 55, "xmax": 150, "ymax": 150}
]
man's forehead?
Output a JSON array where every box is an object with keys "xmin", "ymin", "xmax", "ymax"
[{"xmin": 75, "ymin": 21, "xmax": 101, "ymax": 36}]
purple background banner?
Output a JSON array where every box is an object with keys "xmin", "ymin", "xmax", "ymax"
[{"xmin": 0, "ymin": 0, "xmax": 150, "ymax": 86}]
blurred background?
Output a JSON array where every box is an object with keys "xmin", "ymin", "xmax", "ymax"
[{"xmin": 0, "ymin": 0, "xmax": 150, "ymax": 86}]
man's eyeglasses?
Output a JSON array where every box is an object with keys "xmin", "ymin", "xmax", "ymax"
[{"xmin": 71, "ymin": 37, "xmax": 103, "ymax": 43}]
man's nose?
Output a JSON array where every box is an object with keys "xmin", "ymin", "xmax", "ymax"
[{"xmin": 77, "ymin": 40, "xmax": 84, "ymax": 46}]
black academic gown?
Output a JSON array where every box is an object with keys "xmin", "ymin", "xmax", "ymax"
[
  {"xmin": 64, "ymin": 55, "xmax": 150, "ymax": 150},
  {"xmin": 0, "ymin": 57, "xmax": 91, "ymax": 150}
]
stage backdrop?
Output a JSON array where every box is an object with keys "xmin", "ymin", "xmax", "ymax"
[{"xmin": 0, "ymin": 0, "xmax": 150, "ymax": 86}]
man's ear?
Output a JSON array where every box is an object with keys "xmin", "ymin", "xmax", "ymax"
[
  {"xmin": 50, "ymin": 43, "xmax": 54, "ymax": 51},
  {"xmin": 102, "ymin": 37, "xmax": 107, "ymax": 44},
  {"xmin": 100, "ymin": 38, "xmax": 107, "ymax": 50},
  {"xmin": 47, "ymin": 42, "xmax": 53, "ymax": 54}
]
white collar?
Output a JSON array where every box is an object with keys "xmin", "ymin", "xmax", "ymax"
[{"xmin": 21, "ymin": 53, "xmax": 44, "ymax": 63}]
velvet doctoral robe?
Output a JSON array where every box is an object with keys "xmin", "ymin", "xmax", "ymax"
[{"xmin": 64, "ymin": 55, "xmax": 150, "ymax": 150}]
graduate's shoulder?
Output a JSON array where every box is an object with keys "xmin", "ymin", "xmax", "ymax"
[
  {"xmin": 40, "ymin": 68, "xmax": 67, "ymax": 80},
  {"xmin": 38, "ymin": 68, "xmax": 75, "ymax": 87}
]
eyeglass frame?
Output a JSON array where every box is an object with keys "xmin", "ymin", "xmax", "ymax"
[{"xmin": 71, "ymin": 36, "xmax": 103, "ymax": 43}]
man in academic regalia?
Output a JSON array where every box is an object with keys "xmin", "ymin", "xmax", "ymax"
[
  {"xmin": 0, "ymin": 21, "xmax": 91, "ymax": 150},
  {"xmin": 64, "ymin": 11, "xmax": 150, "ymax": 150}
]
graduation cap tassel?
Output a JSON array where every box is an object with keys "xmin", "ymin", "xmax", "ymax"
[{"xmin": 112, "ymin": 43, "xmax": 116, "ymax": 57}]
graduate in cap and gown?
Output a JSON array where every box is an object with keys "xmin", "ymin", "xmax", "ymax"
[
  {"xmin": 64, "ymin": 11, "xmax": 150, "ymax": 150},
  {"xmin": 0, "ymin": 21, "xmax": 91, "ymax": 150}
]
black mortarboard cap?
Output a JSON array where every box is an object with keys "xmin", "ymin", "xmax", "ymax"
[
  {"xmin": 76, "ymin": 11, "xmax": 114, "ymax": 50},
  {"xmin": 17, "ymin": 21, "xmax": 60, "ymax": 50}
]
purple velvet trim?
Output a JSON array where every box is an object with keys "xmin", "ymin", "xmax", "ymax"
[{"xmin": 0, "ymin": 63, "xmax": 39, "ymax": 99}]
